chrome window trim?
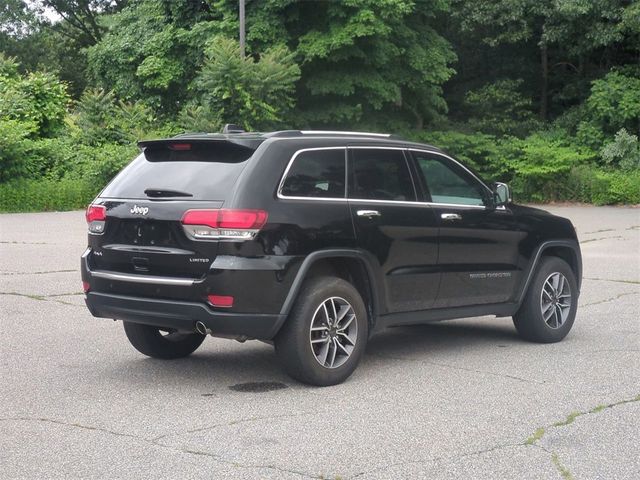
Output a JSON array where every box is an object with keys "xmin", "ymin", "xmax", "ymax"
[
  {"xmin": 277, "ymin": 145, "xmax": 499, "ymax": 210},
  {"xmin": 277, "ymin": 147, "xmax": 348, "ymax": 201}
]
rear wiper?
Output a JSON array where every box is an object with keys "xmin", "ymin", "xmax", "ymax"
[{"xmin": 144, "ymin": 188, "xmax": 193, "ymax": 198}]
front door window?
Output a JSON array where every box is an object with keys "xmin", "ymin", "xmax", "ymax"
[{"xmin": 413, "ymin": 152, "xmax": 487, "ymax": 206}]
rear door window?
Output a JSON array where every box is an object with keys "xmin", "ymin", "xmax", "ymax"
[
  {"xmin": 279, "ymin": 148, "xmax": 346, "ymax": 199},
  {"xmin": 350, "ymin": 148, "xmax": 416, "ymax": 201},
  {"xmin": 100, "ymin": 142, "xmax": 254, "ymax": 200}
]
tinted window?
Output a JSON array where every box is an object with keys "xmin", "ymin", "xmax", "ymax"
[
  {"xmin": 280, "ymin": 149, "xmax": 346, "ymax": 198},
  {"xmin": 413, "ymin": 152, "xmax": 486, "ymax": 206},
  {"xmin": 351, "ymin": 148, "xmax": 415, "ymax": 201},
  {"xmin": 100, "ymin": 142, "xmax": 253, "ymax": 200}
]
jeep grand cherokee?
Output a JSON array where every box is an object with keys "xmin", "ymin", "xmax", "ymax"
[{"xmin": 81, "ymin": 129, "xmax": 582, "ymax": 386}]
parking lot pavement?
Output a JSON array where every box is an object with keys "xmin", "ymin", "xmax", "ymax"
[{"xmin": 1, "ymin": 205, "xmax": 638, "ymax": 479}]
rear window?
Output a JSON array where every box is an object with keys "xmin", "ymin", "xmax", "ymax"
[{"xmin": 100, "ymin": 142, "xmax": 254, "ymax": 200}]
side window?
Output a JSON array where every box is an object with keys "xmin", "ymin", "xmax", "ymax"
[
  {"xmin": 413, "ymin": 152, "xmax": 487, "ymax": 206},
  {"xmin": 280, "ymin": 149, "xmax": 346, "ymax": 198},
  {"xmin": 350, "ymin": 148, "xmax": 416, "ymax": 201}
]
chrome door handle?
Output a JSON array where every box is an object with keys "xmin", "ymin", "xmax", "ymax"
[
  {"xmin": 441, "ymin": 213, "xmax": 462, "ymax": 221},
  {"xmin": 357, "ymin": 209, "xmax": 381, "ymax": 218}
]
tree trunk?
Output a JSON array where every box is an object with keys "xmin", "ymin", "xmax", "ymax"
[{"xmin": 540, "ymin": 43, "xmax": 548, "ymax": 121}]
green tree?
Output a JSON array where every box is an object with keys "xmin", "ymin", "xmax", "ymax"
[
  {"xmin": 73, "ymin": 88, "xmax": 155, "ymax": 145},
  {"xmin": 453, "ymin": 0, "xmax": 638, "ymax": 120},
  {"xmin": 464, "ymin": 79, "xmax": 539, "ymax": 136},
  {"xmin": 292, "ymin": 0, "xmax": 456, "ymax": 128},
  {"xmin": 0, "ymin": 55, "xmax": 70, "ymax": 137},
  {"xmin": 189, "ymin": 36, "xmax": 300, "ymax": 131},
  {"xmin": 87, "ymin": 0, "xmax": 455, "ymax": 129},
  {"xmin": 86, "ymin": 0, "xmax": 216, "ymax": 111},
  {"xmin": 35, "ymin": 0, "xmax": 128, "ymax": 46}
]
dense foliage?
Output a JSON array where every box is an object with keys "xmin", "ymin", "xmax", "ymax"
[{"xmin": 0, "ymin": 0, "xmax": 639, "ymax": 211}]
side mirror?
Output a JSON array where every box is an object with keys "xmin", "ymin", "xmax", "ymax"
[{"xmin": 492, "ymin": 182, "xmax": 512, "ymax": 206}]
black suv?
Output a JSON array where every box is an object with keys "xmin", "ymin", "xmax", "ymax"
[{"xmin": 82, "ymin": 129, "xmax": 582, "ymax": 385}]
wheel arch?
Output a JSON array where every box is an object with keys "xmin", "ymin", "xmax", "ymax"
[
  {"xmin": 277, "ymin": 249, "xmax": 383, "ymax": 335},
  {"xmin": 517, "ymin": 240, "xmax": 582, "ymax": 305}
]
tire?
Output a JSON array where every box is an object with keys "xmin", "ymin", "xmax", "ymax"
[
  {"xmin": 123, "ymin": 322, "xmax": 205, "ymax": 359},
  {"xmin": 275, "ymin": 276, "xmax": 368, "ymax": 386},
  {"xmin": 513, "ymin": 256, "xmax": 578, "ymax": 343}
]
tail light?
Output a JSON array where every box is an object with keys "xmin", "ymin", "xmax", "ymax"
[
  {"xmin": 86, "ymin": 204, "xmax": 106, "ymax": 234},
  {"xmin": 207, "ymin": 294, "xmax": 234, "ymax": 308},
  {"xmin": 181, "ymin": 209, "xmax": 267, "ymax": 240}
]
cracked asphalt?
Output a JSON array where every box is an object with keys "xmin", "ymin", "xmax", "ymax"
[{"xmin": 1, "ymin": 205, "xmax": 639, "ymax": 479}]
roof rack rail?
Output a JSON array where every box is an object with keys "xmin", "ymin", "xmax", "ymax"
[
  {"xmin": 264, "ymin": 130, "xmax": 304, "ymax": 138},
  {"xmin": 300, "ymin": 130, "xmax": 391, "ymax": 137},
  {"xmin": 265, "ymin": 130, "xmax": 402, "ymax": 139}
]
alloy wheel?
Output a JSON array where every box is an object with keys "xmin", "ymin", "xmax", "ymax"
[
  {"xmin": 309, "ymin": 296, "xmax": 358, "ymax": 368},
  {"xmin": 540, "ymin": 272, "xmax": 572, "ymax": 329}
]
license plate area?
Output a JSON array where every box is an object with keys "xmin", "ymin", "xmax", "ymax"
[{"xmin": 119, "ymin": 220, "xmax": 176, "ymax": 247}]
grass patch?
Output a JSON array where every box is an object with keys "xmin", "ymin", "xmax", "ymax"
[
  {"xmin": 552, "ymin": 453, "xmax": 574, "ymax": 480},
  {"xmin": 553, "ymin": 411, "xmax": 581, "ymax": 427},
  {"xmin": 525, "ymin": 427, "xmax": 546, "ymax": 445}
]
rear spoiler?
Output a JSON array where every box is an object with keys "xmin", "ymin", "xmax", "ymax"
[{"xmin": 138, "ymin": 135, "xmax": 264, "ymax": 151}]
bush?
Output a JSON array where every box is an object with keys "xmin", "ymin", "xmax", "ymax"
[
  {"xmin": 509, "ymin": 134, "xmax": 597, "ymax": 202},
  {"xmin": 576, "ymin": 68, "xmax": 640, "ymax": 150},
  {"xmin": 601, "ymin": 129, "xmax": 640, "ymax": 171},
  {"xmin": 463, "ymin": 79, "xmax": 539, "ymax": 137},
  {"xmin": 585, "ymin": 68, "xmax": 640, "ymax": 136},
  {"xmin": 3, "ymin": 133, "xmax": 138, "ymax": 185},
  {"xmin": 0, "ymin": 178, "xmax": 100, "ymax": 212},
  {"xmin": 567, "ymin": 165, "xmax": 640, "ymax": 205},
  {"xmin": 0, "ymin": 118, "xmax": 36, "ymax": 181},
  {"xmin": 77, "ymin": 143, "xmax": 139, "ymax": 185},
  {"xmin": 22, "ymin": 136, "xmax": 77, "ymax": 180},
  {"xmin": 0, "ymin": 69, "xmax": 70, "ymax": 138}
]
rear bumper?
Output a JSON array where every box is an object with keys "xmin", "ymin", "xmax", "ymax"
[{"xmin": 85, "ymin": 291, "xmax": 284, "ymax": 340}]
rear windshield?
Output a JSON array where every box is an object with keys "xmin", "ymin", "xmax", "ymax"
[{"xmin": 100, "ymin": 142, "xmax": 254, "ymax": 200}]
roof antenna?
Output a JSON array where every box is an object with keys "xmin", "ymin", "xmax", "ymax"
[{"xmin": 222, "ymin": 124, "xmax": 245, "ymax": 134}]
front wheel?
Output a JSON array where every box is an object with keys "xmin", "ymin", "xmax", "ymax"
[
  {"xmin": 123, "ymin": 322, "xmax": 205, "ymax": 359},
  {"xmin": 513, "ymin": 256, "xmax": 578, "ymax": 343},
  {"xmin": 275, "ymin": 276, "xmax": 368, "ymax": 386}
]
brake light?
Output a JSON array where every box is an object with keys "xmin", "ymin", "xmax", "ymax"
[
  {"xmin": 168, "ymin": 143, "xmax": 191, "ymax": 151},
  {"xmin": 181, "ymin": 209, "xmax": 268, "ymax": 240},
  {"xmin": 86, "ymin": 204, "xmax": 106, "ymax": 234},
  {"xmin": 218, "ymin": 209, "xmax": 268, "ymax": 229},
  {"xmin": 207, "ymin": 294, "xmax": 234, "ymax": 308},
  {"xmin": 86, "ymin": 204, "xmax": 106, "ymax": 223},
  {"xmin": 82, "ymin": 281, "xmax": 90, "ymax": 293}
]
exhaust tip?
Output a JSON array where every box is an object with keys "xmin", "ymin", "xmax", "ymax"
[{"xmin": 195, "ymin": 321, "xmax": 209, "ymax": 336}]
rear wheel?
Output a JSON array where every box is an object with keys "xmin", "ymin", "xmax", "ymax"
[
  {"xmin": 123, "ymin": 322, "xmax": 205, "ymax": 359},
  {"xmin": 275, "ymin": 276, "xmax": 368, "ymax": 386},
  {"xmin": 513, "ymin": 256, "xmax": 578, "ymax": 343}
]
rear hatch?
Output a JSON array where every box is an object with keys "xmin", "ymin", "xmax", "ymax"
[{"xmin": 88, "ymin": 138, "xmax": 259, "ymax": 280}]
